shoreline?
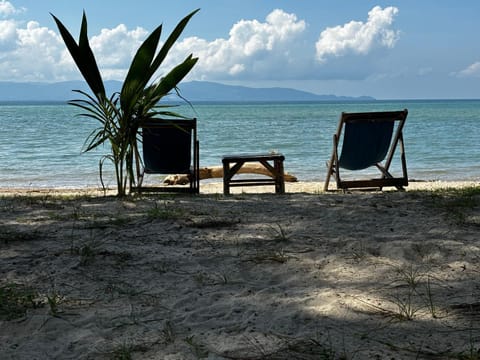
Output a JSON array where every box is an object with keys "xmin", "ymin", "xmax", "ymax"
[{"xmin": 0, "ymin": 179, "xmax": 478, "ymax": 197}]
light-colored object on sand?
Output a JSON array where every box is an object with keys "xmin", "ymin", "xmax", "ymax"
[{"xmin": 164, "ymin": 163, "xmax": 297, "ymax": 185}]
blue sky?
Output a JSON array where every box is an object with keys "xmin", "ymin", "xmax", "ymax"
[{"xmin": 1, "ymin": 0, "xmax": 480, "ymax": 99}]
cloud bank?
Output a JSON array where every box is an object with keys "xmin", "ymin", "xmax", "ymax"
[
  {"xmin": 315, "ymin": 6, "xmax": 399, "ymax": 63},
  {"xmin": 0, "ymin": 2, "xmax": 402, "ymax": 82},
  {"xmin": 170, "ymin": 9, "xmax": 308, "ymax": 80}
]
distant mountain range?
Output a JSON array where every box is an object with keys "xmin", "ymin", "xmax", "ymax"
[{"xmin": 0, "ymin": 80, "xmax": 374, "ymax": 102}]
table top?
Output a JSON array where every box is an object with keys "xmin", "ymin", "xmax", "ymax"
[{"xmin": 222, "ymin": 153, "xmax": 285, "ymax": 162}]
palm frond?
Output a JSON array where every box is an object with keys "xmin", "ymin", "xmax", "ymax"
[
  {"xmin": 120, "ymin": 25, "xmax": 163, "ymax": 112},
  {"xmin": 150, "ymin": 55, "xmax": 198, "ymax": 98},
  {"xmin": 51, "ymin": 12, "xmax": 105, "ymax": 98},
  {"xmin": 149, "ymin": 9, "xmax": 200, "ymax": 79}
]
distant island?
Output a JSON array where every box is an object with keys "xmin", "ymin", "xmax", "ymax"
[{"xmin": 0, "ymin": 80, "xmax": 374, "ymax": 102}]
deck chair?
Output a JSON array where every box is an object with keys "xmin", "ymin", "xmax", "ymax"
[
  {"xmin": 324, "ymin": 109, "xmax": 408, "ymax": 191},
  {"xmin": 134, "ymin": 118, "xmax": 199, "ymax": 194}
]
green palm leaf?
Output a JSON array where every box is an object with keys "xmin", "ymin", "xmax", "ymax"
[
  {"xmin": 149, "ymin": 9, "xmax": 200, "ymax": 79},
  {"xmin": 150, "ymin": 55, "xmax": 198, "ymax": 98},
  {"xmin": 120, "ymin": 25, "xmax": 163, "ymax": 111},
  {"xmin": 51, "ymin": 12, "xmax": 105, "ymax": 98}
]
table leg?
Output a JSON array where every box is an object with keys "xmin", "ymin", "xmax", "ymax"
[
  {"xmin": 223, "ymin": 161, "xmax": 230, "ymax": 195},
  {"xmin": 275, "ymin": 159, "xmax": 285, "ymax": 194}
]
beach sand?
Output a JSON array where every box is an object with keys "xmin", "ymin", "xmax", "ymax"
[{"xmin": 1, "ymin": 180, "xmax": 479, "ymax": 359}]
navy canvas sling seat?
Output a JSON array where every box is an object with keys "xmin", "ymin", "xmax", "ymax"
[
  {"xmin": 338, "ymin": 120, "xmax": 394, "ymax": 171},
  {"xmin": 134, "ymin": 118, "xmax": 199, "ymax": 193},
  {"xmin": 324, "ymin": 110, "xmax": 408, "ymax": 191}
]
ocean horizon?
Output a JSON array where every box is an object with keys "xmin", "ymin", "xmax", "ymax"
[{"xmin": 1, "ymin": 99, "xmax": 479, "ymax": 189}]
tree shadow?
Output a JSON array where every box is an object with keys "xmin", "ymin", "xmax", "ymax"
[{"xmin": 0, "ymin": 190, "xmax": 478, "ymax": 359}]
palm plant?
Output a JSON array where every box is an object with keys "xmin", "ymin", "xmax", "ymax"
[{"xmin": 51, "ymin": 10, "xmax": 199, "ymax": 196}]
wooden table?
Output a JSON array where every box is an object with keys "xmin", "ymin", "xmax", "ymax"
[{"xmin": 222, "ymin": 153, "xmax": 285, "ymax": 195}]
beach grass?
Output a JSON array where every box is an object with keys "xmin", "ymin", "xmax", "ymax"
[
  {"xmin": 0, "ymin": 283, "xmax": 39, "ymax": 321},
  {"xmin": 0, "ymin": 182, "xmax": 479, "ymax": 358},
  {"xmin": 428, "ymin": 185, "xmax": 480, "ymax": 224}
]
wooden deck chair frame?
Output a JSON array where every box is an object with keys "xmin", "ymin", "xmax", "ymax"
[
  {"xmin": 133, "ymin": 118, "xmax": 199, "ymax": 194},
  {"xmin": 324, "ymin": 109, "xmax": 408, "ymax": 191}
]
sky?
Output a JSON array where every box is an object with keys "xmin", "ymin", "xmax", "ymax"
[{"xmin": 1, "ymin": 0, "xmax": 480, "ymax": 99}]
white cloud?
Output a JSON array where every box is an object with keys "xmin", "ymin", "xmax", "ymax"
[
  {"xmin": 167, "ymin": 9, "xmax": 307, "ymax": 80},
  {"xmin": 315, "ymin": 6, "xmax": 400, "ymax": 63},
  {"xmin": 0, "ymin": 19, "xmax": 17, "ymax": 48},
  {"xmin": 169, "ymin": 6, "xmax": 401, "ymax": 81},
  {"xmin": 0, "ymin": 6, "xmax": 402, "ymax": 83},
  {"xmin": 455, "ymin": 62, "xmax": 480, "ymax": 77},
  {"xmin": 0, "ymin": 0, "xmax": 24, "ymax": 17},
  {"xmin": 0, "ymin": 21, "xmax": 72, "ymax": 81},
  {"xmin": 0, "ymin": 2, "xmax": 26, "ymax": 50},
  {"xmin": 90, "ymin": 25, "xmax": 148, "ymax": 71},
  {"xmin": 0, "ymin": 14, "xmax": 148, "ymax": 81}
]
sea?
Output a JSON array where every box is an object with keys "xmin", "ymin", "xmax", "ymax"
[{"xmin": 0, "ymin": 99, "xmax": 479, "ymax": 189}]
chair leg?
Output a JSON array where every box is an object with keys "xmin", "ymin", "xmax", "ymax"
[
  {"xmin": 324, "ymin": 134, "xmax": 340, "ymax": 191},
  {"xmin": 324, "ymin": 161, "xmax": 333, "ymax": 191},
  {"xmin": 134, "ymin": 171, "xmax": 145, "ymax": 193}
]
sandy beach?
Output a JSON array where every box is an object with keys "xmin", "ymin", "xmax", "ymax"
[{"xmin": 1, "ymin": 180, "xmax": 479, "ymax": 359}]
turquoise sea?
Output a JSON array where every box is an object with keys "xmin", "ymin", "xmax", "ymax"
[{"xmin": 0, "ymin": 100, "xmax": 479, "ymax": 188}]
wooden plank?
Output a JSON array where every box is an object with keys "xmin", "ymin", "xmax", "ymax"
[
  {"xmin": 338, "ymin": 178, "xmax": 408, "ymax": 190},
  {"xmin": 222, "ymin": 154, "xmax": 285, "ymax": 162}
]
